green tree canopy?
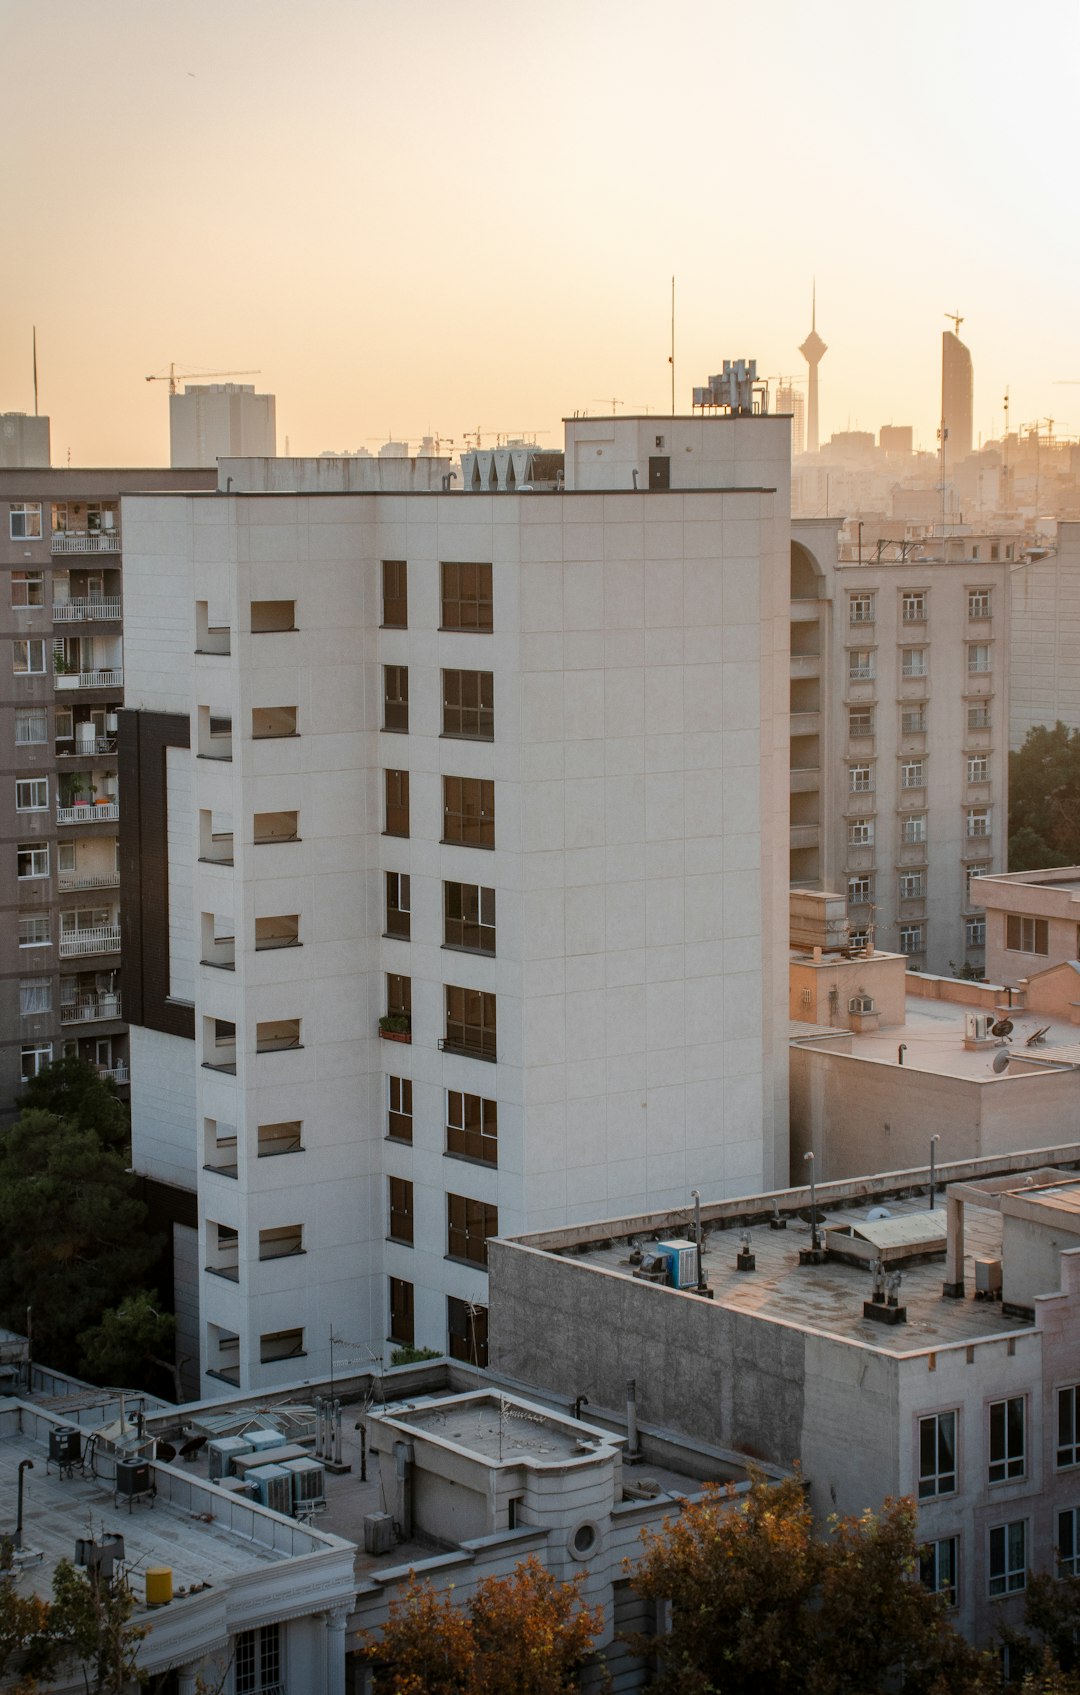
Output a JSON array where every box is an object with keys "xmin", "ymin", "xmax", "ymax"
[
  {"xmin": 628, "ymin": 1474, "xmax": 994, "ymax": 1695},
  {"xmin": 15, "ymin": 1053, "xmax": 129, "ymax": 1154},
  {"xmin": 1009, "ymin": 722, "xmax": 1080, "ymax": 871},
  {"xmin": 0, "ymin": 1086, "xmax": 158, "ymax": 1376},
  {"xmin": 78, "ymin": 1290, "xmax": 181, "ymax": 1402}
]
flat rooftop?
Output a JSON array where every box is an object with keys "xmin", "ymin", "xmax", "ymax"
[
  {"xmin": 378, "ymin": 1392, "xmax": 613, "ymax": 1467},
  {"xmin": 794, "ymin": 994, "xmax": 1080, "ymax": 1080},
  {"xmin": 556, "ymin": 1188, "xmax": 1028, "ymax": 1354}
]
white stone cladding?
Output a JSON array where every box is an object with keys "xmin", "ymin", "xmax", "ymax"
[{"xmin": 122, "ymin": 414, "xmax": 792, "ymax": 1395}]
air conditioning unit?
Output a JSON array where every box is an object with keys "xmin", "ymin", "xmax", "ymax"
[
  {"xmin": 49, "ymin": 1427, "xmax": 82, "ymax": 1468},
  {"xmin": 105, "ymin": 712, "xmax": 119, "ymax": 732},
  {"xmin": 364, "ymin": 1511, "xmax": 395, "ymax": 1556},
  {"xmin": 849, "ymin": 995, "xmax": 875, "ymax": 1015},
  {"xmin": 285, "ymin": 1457, "xmax": 325, "ymax": 1511},
  {"xmin": 115, "ymin": 1458, "xmax": 152, "ymax": 1499},
  {"xmin": 656, "ymin": 1239, "xmax": 699, "ymax": 1290},
  {"xmin": 974, "ymin": 1257, "xmax": 1003, "ymax": 1297},
  {"xmin": 207, "ymin": 1436, "xmax": 252, "ymax": 1480},
  {"xmin": 965, "ymin": 1012, "xmax": 993, "ymax": 1043},
  {"xmin": 248, "ymin": 1463, "xmax": 293, "ymax": 1515},
  {"xmin": 246, "ymin": 1427, "xmax": 286, "ymax": 1455}
]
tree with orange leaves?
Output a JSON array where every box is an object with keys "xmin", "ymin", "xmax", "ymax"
[{"xmin": 362, "ymin": 1553, "xmax": 605, "ymax": 1695}]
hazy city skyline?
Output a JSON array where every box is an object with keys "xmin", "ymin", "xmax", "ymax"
[{"xmin": 3, "ymin": 0, "xmax": 1078, "ymax": 465}]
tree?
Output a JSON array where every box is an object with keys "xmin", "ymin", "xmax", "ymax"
[
  {"xmin": 628, "ymin": 1474, "xmax": 994, "ymax": 1695},
  {"xmin": 0, "ymin": 1105, "xmax": 159, "ymax": 1376},
  {"xmin": 79, "ymin": 1290, "xmax": 186, "ymax": 1402},
  {"xmin": 362, "ymin": 1554, "xmax": 604, "ymax": 1695},
  {"xmin": 16, "ymin": 1054, "xmax": 129, "ymax": 1153},
  {"xmin": 1009, "ymin": 723, "xmax": 1080, "ymax": 871},
  {"xmin": 1024, "ymin": 1570, "xmax": 1080, "ymax": 1678},
  {"xmin": 49, "ymin": 1560, "xmax": 147, "ymax": 1694}
]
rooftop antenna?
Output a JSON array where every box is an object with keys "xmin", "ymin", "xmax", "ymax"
[
  {"xmin": 945, "ymin": 309, "xmax": 964, "ymax": 335},
  {"xmin": 32, "ymin": 326, "xmax": 38, "ymax": 416},
  {"xmin": 670, "ymin": 275, "xmax": 675, "ymax": 416}
]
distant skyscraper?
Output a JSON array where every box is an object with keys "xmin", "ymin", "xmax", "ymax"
[
  {"xmin": 0, "ymin": 412, "xmax": 50, "ymax": 468},
  {"xmin": 776, "ymin": 383, "xmax": 806, "ymax": 457},
  {"xmin": 169, "ymin": 383, "xmax": 276, "ymax": 468},
  {"xmin": 799, "ymin": 287, "xmax": 827, "ymax": 455},
  {"xmin": 941, "ymin": 327, "xmax": 973, "ymax": 460}
]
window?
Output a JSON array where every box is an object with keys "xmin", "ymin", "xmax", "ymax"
[
  {"xmin": 250, "ymin": 599, "xmax": 295, "ymax": 633},
  {"xmin": 385, "ymin": 872, "xmax": 411, "ymax": 940},
  {"xmin": 849, "ymin": 594, "xmax": 874, "ymax": 625},
  {"xmin": 58, "ymin": 841, "xmax": 75, "ymax": 873},
  {"xmin": 1059, "ymin": 1509, "xmax": 1080, "ymax": 1577},
  {"xmin": 966, "ymin": 867, "xmax": 984, "ymax": 904},
  {"xmin": 19, "ymin": 915, "xmax": 51, "ymax": 948},
  {"xmin": 989, "ymin": 1521, "xmax": 1027, "ymax": 1597},
  {"xmin": 442, "ymin": 561, "xmax": 493, "ymax": 632},
  {"xmin": 447, "ymin": 1192, "xmax": 498, "ymax": 1267},
  {"xmin": 382, "ymin": 559, "xmax": 407, "ymax": 628},
  {"xmin": 848, "ymin": 649, "xmax": 875, "ymax": 680},
  {"xmin": 918, "ymin": 1411, "xmax": 958, "ymax": 1498},
  {"xmin": 17, "ymin": 842, "xmax": 49, "ymax": 879},
  {"xmin": 966, "ymin": 919, "xmax": 986, "ymax": 947},
  {"xmin": 967, "ymin": 757, "xmax": 989, "ymax": 783},
  {"xmin": 448, "ymin": 1296, "xmax": 489, "ymax": 1366},
  {"xmin": 991, "ymin": 545, "xmax": 1000, "ymax": 561},
  {"xmin": 1006, "ymin": 544, "xmax": 1014, "ymax": 560},
  {"xmin": 901, "ymin": 760, "xmax": 925, "ymax": 789},
  {"xmin": 10, "ymin": 503, "xmax": 42, "ymax": 540},
  {"xmin": 968, "ymin": 704, "xmax": 991, "ymax": 730},
  {"xmin": 989, "ymin": 1396, "xmax": 1025, "ymax": 1483},
  {"xmin": 388, "ymin": 1176, "xmax": 414, "ymax": 1245},
  {"xmin": 15, "ymin": 778, "xmax": 47, "ymax": 812},
  {"xmin": 444, "ymin": 882, "xmax": 496, "ymax": 954},
  {"xmin": 236, "ymin": 1625, "xmax": 281, "ymax": 1695},
  {"xmin": 900, "ymin": 872, "xmax": 925, "ymax": 900},
  {"xmin": 1058, "ymin": 1387, "xmax": 1080, "ymax": 1468},
  {"xmin": 21, "ymin": 1044, "xmax": 52, "ymax": 1080},
  {"xmin": 969, "ymin": 589, "xmax": 992, "ymax": 618},
  {"xmin": 11, "ymin": 570, "xmax": 43, "ymax": 607},
  {"xmin": 901, "ymin": 648, "xmax": 927, "ymax": 678},
  {"xmin": 15, "ymin": 707, "xmax": 46, "ymax": 744},
  {"xmin": 903, "ymin": 815, "xmax": 927, "ymax": 844},
  {"xmin": 967, "ymin": 809, "xmax": 991, "ymax": 838},
  {"xmin": 447, "ymin": 1091, "xmax": 498, "ymax": 1165},
  {"xmin": 920, "ymin": 1537, "xmax": 958, "ymax": 1607},
  {"xmin": 849, "ymin": 710, "xmax": 874, "ymax": 737},
  {"xmin": 968, "ymin": 644, "xmax": 991, "ymax": 674},
  {"xmin": 971, "ymin": 546, "xmax": 980, "ymax": 561},
  {"xmin": 848, "ymin": 877, "xmax": 872, "ymax": 905},
  {"xmin": 385, "ymin": 768, "xmax": 410, "ymax": 837},
  {"xmin": 902, "ymin": 591, "xmax": 926, "ymax": 621},
  {"xmin": 445, "ymin": 984, "xmax": 497, "ymax": 1061},
  {"xmin": 443, "ymin": 669, "xmax": 494, "ymax": 740},
  {"xmin": 903, "ymin": 706, "xmax": 926, "ymax": 733},
  {"xmin": 383, "ymin": 665, "xmax": 409, "ymax": 732},
  {"xmin": 20, "ymin": 979, "xmax": 51, "ymax": 1016},
  {"xmin": 1006, "ymin": 915, "xmax": 1048, "ymax": 955},
  {"xmin": 13, "ymin": 639, "xmax": 45, "ymax": 675},
  {"xmin": 386, "ymin": 973, "xmax": 411, "ymax": 1023},
  {"xmin": 849, "ymin": 764, "xmax": 873, "ymax": 793},
  {"xmin": 848, "ymin": 929, "xmax": 870, "ymax": 949},
  {"xmin": 389, "ymin": 1276, "xmax": 414, "ymax": 1346},
  {"xmin": 443, "ymin": 775, "xmax": 495, "ymax": 849},
  {"xmin": 387, "ymin": 1076, "xmax": 413, "ymax": 1143},
  {"xmin": 899, "ymin": 924, "xmax": 924, "ymax": 955},
  {"xmin": 848, "ymin": 820, "xmax": 874, "ymax": 846}
]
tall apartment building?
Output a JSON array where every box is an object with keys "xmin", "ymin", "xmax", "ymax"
[
  {"xmin": 169, "ymin": 383, "xmax": 277, "ymax": 468},
  {"xmin": 120, "ymin": 410, "xmax": 793, "ymax": 1396},
  {"xmin": 942, "ymin": 329, "xmax": 974, "ymax": 461},
  {"xmin": 1009, "ymin": 520, "xmax": 1080, "ymax": 748},
  {"xmin": 1, "ymin": 467, "xmax": 216, "ymax": 1116},
  {"xmin": 0, "ymin": 412, "xmax": 50, "ymax": 469},
  {"xmin": 788, "ymin": 526, "xmax": 1011, "ymax": 975}
]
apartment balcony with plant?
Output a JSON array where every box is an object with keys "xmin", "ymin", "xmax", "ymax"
[
  {"xmin": 52, "ymin": 633, "xmax": 123, "ymax": 690},
  {"xmin": 56, "ymin": 771, "xmax": 118, "ymax": 824},
  {"xmin": 50, "ymin": 501, "xmax": 120, "ymax": 553},
  {"xmin": 52, "ymin": 566, "xmax": 122, "ymax": 621},
  {"xmin": 58, "ymin": 903, "xmax": 121, "ymax": 959}
]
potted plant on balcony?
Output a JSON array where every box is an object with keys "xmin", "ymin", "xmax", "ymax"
[{"xmin": 378, "ymin": 1013, "xmax": 411, "ymax": 1044}]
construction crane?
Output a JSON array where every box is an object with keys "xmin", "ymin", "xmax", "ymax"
[{"xmin": 146, "ymin": 363, "xmax": 260, "ymax": 396}]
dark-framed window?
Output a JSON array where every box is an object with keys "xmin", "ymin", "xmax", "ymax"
[
  {"xmin": 382, "ymin": 559, "xmax": 408, "ymax": 629},
  {"xmin": 389, "ymin": 1276, "xmax": 414, "ymax": 1345},
  {"xmin": 388, "ymin": 1075, "xmax": 412, "ymax": 1143},
  {"xmin": 389, "ymin": 1176, "xmax": 414, "ymax": 1245},
  {"xmin": 989, "ymin": 1397, "xmax": 1025, "ymax": 1483},
  {"xmin": 443, "ymin": 776, "xmax": 494, "ymax": 848},
  {"xmin": 385, "ymin": 768, "xmax": 410, "ymax": 837},
  {"xmin": 384, "ymin": 665, "xmax": 409, "ymax": 732},
  {"xmin": 442, "ymin": 669, "xmax": 493, "ymax": 740},
  {"xmin": 444, "ymin": 881, "xmax": 496, "ymax": 954},
  {"xmin": 448, "ymin": 1295, "xmax": 488, "ymax": 1366},
  {"xmin": 918, "ymin": 1411, "xmax": 957, "ymax": 1499},
  {"xmin": 386, "ymin": 872, "xmax": 411, "ymax": 940},
  {"xmin": 441, "ymin": 561, "xmax": 492, "ymax": 632},
  {"xmin": 445, "ymin": 984, "xmax": 496, "ymax": 1061},
  {"xmin": 446, "ymin": 1091, "xmax": 498, "ymax": 1165},
  {"xmin": 447, "ymin": 1193, "xmax": 498, "ymax": 1267}
]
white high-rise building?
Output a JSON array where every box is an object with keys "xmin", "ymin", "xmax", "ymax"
[
  {"xmin": 120, "ymin": 411, "xmax": 793, "ymax": 1396},
  {"xmin": 169, "ymin": 383, "xmax": 276, "ymax": 468}
]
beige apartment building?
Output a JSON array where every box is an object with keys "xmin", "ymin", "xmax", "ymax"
[
  {"xmin": 1, "ymin": 466, "xmax": 215, "ymax": 1114},
  {"xmin": 788, "ymin": 527, "xmax": 1012, "ymax": 976},
  {"xmin": 1010, "ymin": 520, "xmax": 1080, "ymax": 749}
]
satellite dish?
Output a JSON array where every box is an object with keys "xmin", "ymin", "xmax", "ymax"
[
  {"xmin": 991, "ymin": 1018, "xmax": 1014, "ymax": 1039},
  {"xmin": 867, "ymin": 1206, "xmax": 892, "ymax": 1221},
  {"xmin": 992, "ymin": 1048, "xmax": 1011, "ymax": 1073}
]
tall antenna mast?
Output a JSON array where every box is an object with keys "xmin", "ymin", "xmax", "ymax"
[
  {"xmin": 32, "ymin": 327, "xmax": 38, "ymax": 417},
  {"xmin": 670, "ymin": 276, "xmax": 675, "ymax": 416}
]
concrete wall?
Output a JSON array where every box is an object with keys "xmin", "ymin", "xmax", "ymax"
[
  {"xmin": 789, "ymin": 950, "xmax": 907, "ymax": 1029},
  {"xmin": 790, "ymin": 1043, "xmax": 1080, "ymax": 1180},
  {"xmin": 978, "ymin": 870, "xmax": 1080, "ymax": 989}
]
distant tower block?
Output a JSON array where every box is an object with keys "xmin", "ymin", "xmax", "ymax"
[
  {"xmin": 799, "ymin": 286, "xmax": 827, "ymax": 455},
  {"xmin": 776, "ymin": 383, "xmax": 806, "ymax": 457},
  {"xmin": 941, "ymin": 326, "xmax": 973, "ymax": 460}
]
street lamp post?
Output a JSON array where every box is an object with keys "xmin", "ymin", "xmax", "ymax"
[
  {"xmin": 804, "ymin": 1151, "xmax": 821, "ymax": 1254},
  {"xmin": 930, "ymin": 1134, "xmax": 941, "ymax": 1210}
]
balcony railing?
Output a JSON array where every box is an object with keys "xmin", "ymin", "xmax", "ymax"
[
  {"xmin": 61, "ymin": 992, "xmax": 122, "ymax": 1024},
  {"xmin": 58, "ymin": 737, "xmax": 117, "ymax": 757},
  {"xmin": 55, "ymin": 669, "xmax": 123, "ymax": 690},
  {"xmin": 98, "ymin": 1063, "xmax": 129, "ymax": 1084},
  {"xmin": 59, "ymin": 871, "xmax": 120, "ymax": 891},
  {"xmin": 57, "ymin": 801, "xmax": 119, "ymax": 824},
  {"xmin": 53, "ymin": 598, "xmax": 122, "ymax": 621},
  {"xmin": 51, "ymin": 532, "xmax": 120, "ymax": 554},
  {"xmin": 59, "ymin": 925, "xmax": 121, "ymax": 957}
]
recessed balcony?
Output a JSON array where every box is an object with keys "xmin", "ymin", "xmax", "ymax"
[
  {"xmin": 61, "ymin": 990, "xmax": 122, "ymax": 1024},
  {"xmin": 51, "ymin": 531, "xmax": 120, "ymax": 555},
  {"xmin": 58, "ymin": 924, "xmax": 121, "ymax": 958},
  {"xmin": 54, "ymin": 667, "xmax": 123, "ymax": 691},
  {"xmin": 53, "ymin": 598, "xmax": 121, "ymax": 621}
]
